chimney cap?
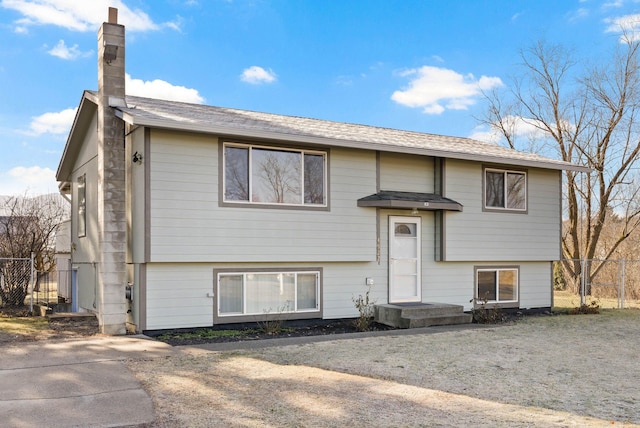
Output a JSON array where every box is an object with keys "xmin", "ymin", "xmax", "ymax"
[{"xmin": 108, "ymin": 7, "xmax": 118, "ymax": 24}]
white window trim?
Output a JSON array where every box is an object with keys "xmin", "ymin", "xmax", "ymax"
[
  {"xmin": 223, "ymin": 142, "xmax": 328, "ymax": 207},
  {"xmin": 483, "ymin": 167, "xmax": 527, "ymax": 212},
  {"xmin": 475, "ymin": 267, "xmax": 519, "ymax": 304},
  {"xmin": 217, "ymin": 270, "xmax": 321, "ymax": 317}
]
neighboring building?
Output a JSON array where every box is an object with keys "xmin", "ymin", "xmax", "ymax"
[{"xmin": 56, "ymin": 9, "xmax": 588, "ymax": 334}]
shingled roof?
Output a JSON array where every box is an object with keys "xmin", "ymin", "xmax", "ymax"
[
  {"xmin": 56, "ymin": 91, "xmax": 587, "ymax": 181},
  {"xmin": 110, "ymin": 93, "xmax": 587, "ymax": 172}
]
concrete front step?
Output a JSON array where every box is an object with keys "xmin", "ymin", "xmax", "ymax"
[
  {"xmin": 374, "ymin": 302, "xmax": 472, "ymax": 329},
  {"xmin": 401, "ymin": 313, "xmax": 473, "ymax": 328}
]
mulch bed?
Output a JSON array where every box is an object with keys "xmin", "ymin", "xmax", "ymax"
[{"xmin": 149, "ymin": 319, "xmax": 397, "ymax": 346}]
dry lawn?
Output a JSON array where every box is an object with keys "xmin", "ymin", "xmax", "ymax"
[
  {"xmin": 0, "ymin": 310, "xmax": 99, "ymax": 343},
  {"xmin": 127, "ymin": 309, "xmax": 640, "ymax": 427},
  {"xmin": 554, "ymin": 290, "xmax": 640, "ymax": 310}
]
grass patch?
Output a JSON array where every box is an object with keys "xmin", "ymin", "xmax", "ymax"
[
  {"xmin": 553, "ymin": 290, "xmax": 640, "ymax": 311},
  {"xmin": 0, "ymin": 314, "xmax": 49, "ymax": 337}
]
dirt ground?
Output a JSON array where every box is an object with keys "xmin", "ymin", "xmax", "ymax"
[
  {"xmin": 127, "ymin": 310, "xmax": 640, "ymax": 427},
  {"xmin": 0, "ymin": 307, "xmax": 99, "ymax": 343},
  {"xmin": 3, "ymin": 307, "xmax": 639, "ymax": 427}
]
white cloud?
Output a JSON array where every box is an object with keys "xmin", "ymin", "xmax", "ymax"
[
  {"xmin": 23, "ymin": 78, "xmax": 204, "ymax": 136},
  {"xmin": 0, "ymin": 0, "xmax": 179, "ymax": 32},
  {"xmin": 27, "ymin": 107, "xmax": 76, "ymax": 136},
  {"xmin": 125, "ymin": 74, "xmax": 205, "ymax": 104},
  {"xmin": 0, "ymin": 166, "xmax": 58, "ymax": 196},
  {"xmin": 468, "ymin": 126, "xmax": 501, "ymax": 144},
  {"xmin": 504, "ymin": 115, "xmax": 550, "ymax": 139},
  {"xmin": 567, "ymin": 7, "xmax": 589, "ymax": 22},
  {"xmin": 391, "ymin": 66, "xmax": 503, "ymax": 115},
  {"xmin": 469, "ymin": 115, "xmax": 550, "ymax": 144},
  {"xmin": 605, "ymin": 14, "xmax": 640, "ymax": 41},
  {"xmin": 47, "ymin": 39, "xmax": 91, "ymax": 60},
  {"xmin": 335, "ymin": 75, "xmax": 353, "ymax": 86},
  {"xmin": 240, "ymin": 66, "xmax": 277, "ymax": 84},
  {"xmin": 603, "ymin": 0, "xmax": 624, "ymax": 8}
]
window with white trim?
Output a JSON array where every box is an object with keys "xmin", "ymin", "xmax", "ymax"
[
  {"xmin": 476, "ymin": 267, "xmax": 518, "ymax": 303},
  {"xmin": 484, "ymin": 168, "xmax": 526, "ymax": 211},
  {"xmin": 224, "ymin": 143, "xmax": 327, "ymax": 206},
  {"xmin": 218, "ymin": 271, "xmax": 320, "ymax": 316}
]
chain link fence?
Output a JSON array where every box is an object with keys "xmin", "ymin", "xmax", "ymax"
[
  {"xmin": 33, "ymin": 271, "xmax": 59, "ymax": 306},
  {"xmin": 0, "ymin": 256, "xmax": 34, "ymax": 309},
  {"xmin": 558, "ymin": 259, "xmax": 640, "ymax": 309}
]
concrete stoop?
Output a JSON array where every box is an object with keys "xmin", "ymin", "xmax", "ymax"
[{"xmin": 374, "ymin": 302, "xmax": 472, "ymax": 329}]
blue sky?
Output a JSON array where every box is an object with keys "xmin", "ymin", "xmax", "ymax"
[{"xmin": 0, "ymin": 0, "xmax": 637, "ymax": 195}]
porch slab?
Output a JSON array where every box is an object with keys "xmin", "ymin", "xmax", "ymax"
[{"xmin": 374, "ymin": 302, "xmax": 472, "ymax": 329}]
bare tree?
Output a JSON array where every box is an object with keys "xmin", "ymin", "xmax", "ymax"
[
  {"xmin": 0, "ymin": 194, "xmax": 68, "ymax": 306},
  {"xmin": 482, "ymin": 36, "xmax": 640, "ymax": 294}
]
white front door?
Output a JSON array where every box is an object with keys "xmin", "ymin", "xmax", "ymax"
[{"xmin": 389, "ymin": 216, "xmax": 421, "ymax": 303}]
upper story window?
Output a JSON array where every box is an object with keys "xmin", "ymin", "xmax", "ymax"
[
  {"xmin": 484, "ymin": 168, "xmax": 526, "ymax": 212},
  {"xmin": 223, "ymin": 142, "xmax": 327, "ymax": 207}
]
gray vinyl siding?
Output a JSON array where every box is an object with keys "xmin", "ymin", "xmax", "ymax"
[
  {"xmin": 443, "ymin": 159, "xmax": 561, "ymax": 262},
  {"xmin": 423, "ymin": 261, "xmax": 552, "ymax": 311},
  {"xmin": 517, "ymin": 262, "xmax": 554, "ymax": 308},
  {"xmin": 147, "ymin": 130, "xmax": 377, "ymax": 263},
  {"xmin": 139, "ymin": 132, "xmax": 557, "ymax": 330},
  {"xmin": 72, "ymin": 162, "xmax": 99, "ymax": 313},
  {"xmin": 379, "ymin": 152, "xmax": 434, "ymax": 192},
  {"xmin": 127, "ymin": 127, "xmax": 147, "ymax": 264},
  {"xmin": 70, "ymin": 113, "xmax": 100, "ymax": 312},
  {"xmin": 144, "ymin": 261, "xmax": 389, "ymax": 329},
  {"xmin": 143, "ymin": 211, "xmax": 553, "ymax": 330}
]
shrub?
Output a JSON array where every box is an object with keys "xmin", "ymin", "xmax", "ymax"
[
  {"xmin": 568, "ymin": 299, "xmax": 600, "ymax": 315},
  {"xmin": 257, "ymin": 303, "xmax": 290, "ymax": 335},
  {"xmin": 352, "ymin": 286, "xmax": 376, "ymax": 332},
  {"xmin": 470, "ymin": 295, "xmax": 507, "ymax": 324},
  {"xmin": 553, "ymin": 261, "xmax": 567, "ymax": 291}
]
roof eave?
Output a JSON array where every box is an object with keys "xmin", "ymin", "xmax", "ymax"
[
  {"xmin": 56, "ymin": 91, "xmax": 99, "ymax": 182},
  {"xmin": 115, "ymin": 110, "xmax": 590, "ymax": 173},
  {"xmin": 357, "ymin": 199, "xmax": 463, "ymax": 212}
]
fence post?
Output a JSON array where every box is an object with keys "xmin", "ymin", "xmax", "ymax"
[
  {"xmin": 580, "ymin": 258, "xmax": 586, "ymax": 307},
  {"xmin": 620, "ymin": 258, "xmax": 625, "ymax": 309},
  {"xmin": 29, "ymin": 252, "xmax": 34, "ymax": 314}
]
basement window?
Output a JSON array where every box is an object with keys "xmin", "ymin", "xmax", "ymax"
[
  {"xmin": 475, "ymin": 267, "xmax": 519, "ymax": 305},
  {"xmin": 217, "ymin": 270, "xmax": 320, "ymax": 317}
]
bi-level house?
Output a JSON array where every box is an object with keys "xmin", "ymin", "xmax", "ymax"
[{"xmin": 56, "ymin": 9, "xmax": 587, "ymax": 334}]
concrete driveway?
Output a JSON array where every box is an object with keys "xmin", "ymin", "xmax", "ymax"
[{"xmin": 0, "ymin": 336, "xmax": 173, "ymax": 428}]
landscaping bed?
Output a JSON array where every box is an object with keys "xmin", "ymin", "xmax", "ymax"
[{"xmin": 149, "ymin": 318, "xmax": 396, "ymax": 346}]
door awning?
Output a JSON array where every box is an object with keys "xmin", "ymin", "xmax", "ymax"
[{"xmin": 357, "ymin": 191, "xmax": 463, "ymax": 212}]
